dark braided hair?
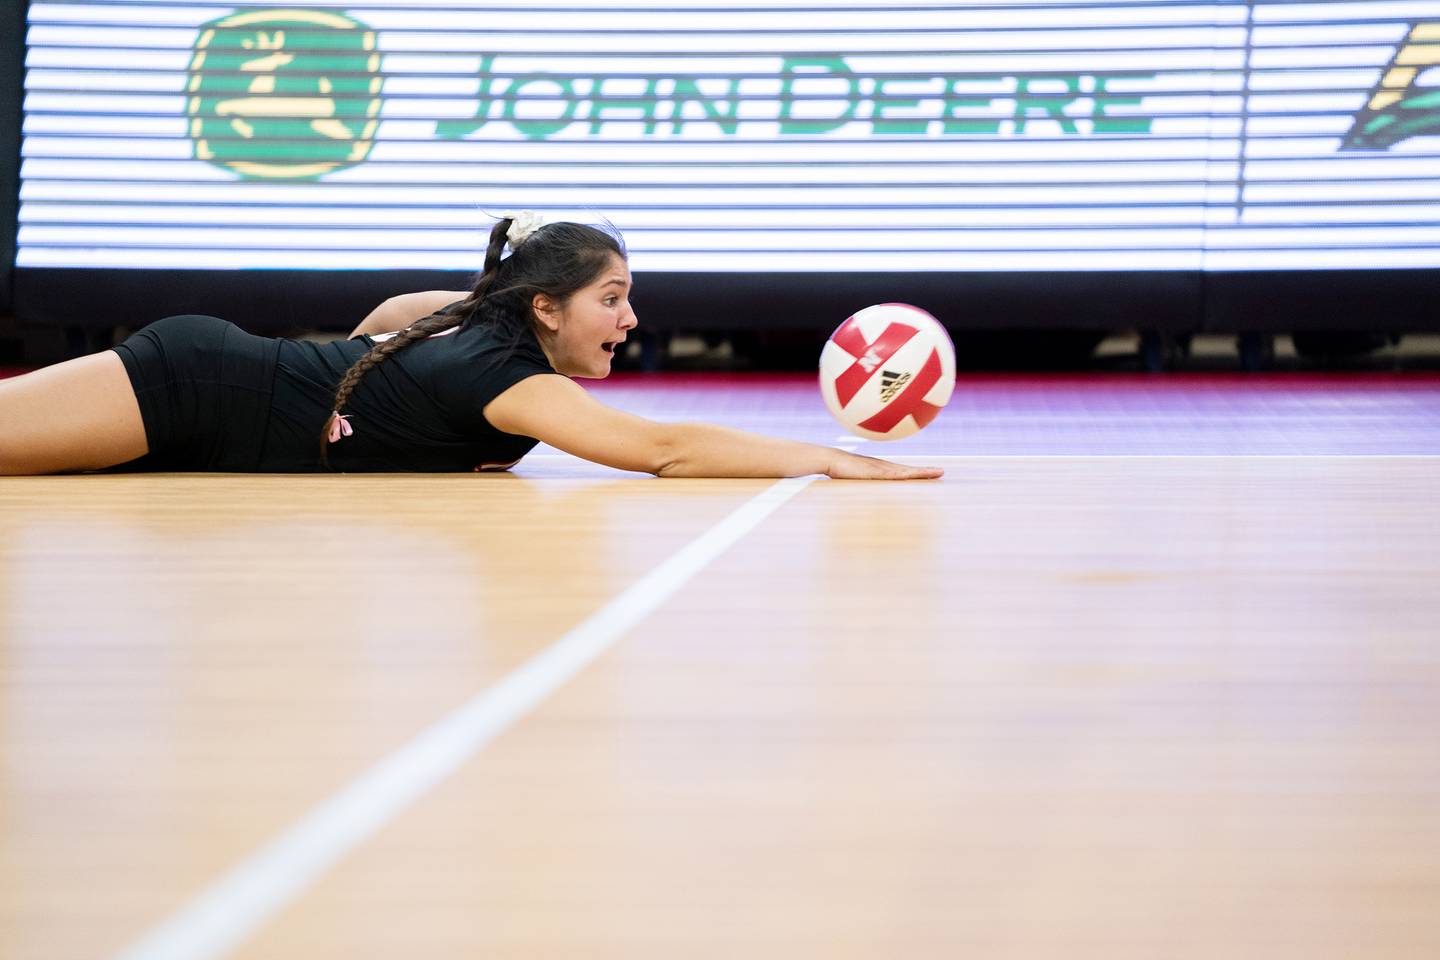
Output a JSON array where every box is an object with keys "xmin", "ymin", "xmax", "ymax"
[{"xmin": 319, "ymin": 216, "xmax": 625, "ymax": 467}]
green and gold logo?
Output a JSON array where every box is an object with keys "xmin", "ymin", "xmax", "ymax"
[
  {"xmin": 1343, "ymin": 22, "xmax": 1439, "ymax": 151},
  {"xmin": 180, "ymin": 9, "xmax": 1437, "ymax": 176},
  {"xmin": 187, "ymin": 8, "xmax": 381, "ymax": 180}
]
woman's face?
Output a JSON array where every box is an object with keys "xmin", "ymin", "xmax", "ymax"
[{"xmin": 533, "ymin": 254, "xmax": 638, "ymax": 378}]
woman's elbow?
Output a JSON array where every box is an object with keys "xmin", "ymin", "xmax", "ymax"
[{"xmin": 648, "ymin": 426, "xmax": 684, "ymax": 477}]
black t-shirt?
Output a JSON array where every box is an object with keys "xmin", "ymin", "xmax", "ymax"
[{"xmin": 259, "ymin": 310, "xmax": 555, "ymax": 472}]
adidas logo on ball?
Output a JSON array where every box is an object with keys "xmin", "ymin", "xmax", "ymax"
[
  {"xmin": 879, "ymin": 369, "xmax": 911, "ymax": 402},
  {"xmin": 819, "ymin": 303, "xmax": 956, "ymax": 441}
]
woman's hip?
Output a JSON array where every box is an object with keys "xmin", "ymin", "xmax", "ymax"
[{"xmin": 112, "ymin": 315, "xmax": 281, "ymax": 470}]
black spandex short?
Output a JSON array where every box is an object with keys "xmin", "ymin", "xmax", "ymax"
[{"xmin": 112, "ymin": 315, "xmax": 281, "ymax": 471}]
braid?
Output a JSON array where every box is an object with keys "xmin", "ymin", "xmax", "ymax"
[
  {"xmin": 469, "ymin": 218, "xmax": 511, "ymax": 306},
  {"xmin": 317, "ymin": 311, "xmax": 462, "ymax": 467},
  {"xmin": 317, "ymin": 219, "xmax": 516, "ymax": 467}
]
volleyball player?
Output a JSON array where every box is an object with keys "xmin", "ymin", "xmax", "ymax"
[{"xmin": 0, "ymin": 216, "xmax": 941, "ymax": 480}]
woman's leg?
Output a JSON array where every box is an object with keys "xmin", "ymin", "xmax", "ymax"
[{"xmin": 0, "ymin": 351, "xmax": 148, "ymax": 474}]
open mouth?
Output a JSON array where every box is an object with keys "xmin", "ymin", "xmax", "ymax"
[{"xmin": 601, "ymin": 340, "xmax": 623, "ymax": 355}]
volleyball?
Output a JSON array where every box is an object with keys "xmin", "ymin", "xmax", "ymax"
[{"xmin": 819, "ymin": 303, "xmax": 957, "ymax": 440}]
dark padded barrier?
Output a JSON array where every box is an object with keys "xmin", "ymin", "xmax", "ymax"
[
  {"xmin": 14, "ymin": 267, "xmax": 470, "ymax": 336},
  {"xmin": 14, "ymin": 266, "xmax": 1437, "ymax": 338},
  {"xmin": 1201, "ymin": 270, "xmax": 1440, "ymax": 333},
  {"xmin": 1, "ymin": 0, "xmax": 25, "ymax": 315}
]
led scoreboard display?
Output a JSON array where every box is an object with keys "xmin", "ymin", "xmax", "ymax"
[{"xmin": 17, "ymin": 1, "xmax": 1440, "ymax": 272}]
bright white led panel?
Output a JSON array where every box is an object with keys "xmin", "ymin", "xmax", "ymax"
[{"xmin": 17, "ymin": 1, "xmax": 1440, "ymax": 270}]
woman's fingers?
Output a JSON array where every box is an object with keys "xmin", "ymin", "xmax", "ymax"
[
  {"xmin": 884, "ymin": 462, "xmax": 944, "ymax": 480},
  {"xmin": 828, "ymin": 451, "xmax": 944, "ymax": 480}
]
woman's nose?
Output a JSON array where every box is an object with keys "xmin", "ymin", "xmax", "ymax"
[{"xmin": 620, "ymin": 304, "xmax": 638, "ymax": 330}]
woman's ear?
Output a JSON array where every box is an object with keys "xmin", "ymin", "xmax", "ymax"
[{"xmin": 532, "ymin": 293, "xmax": 562, "ymax": 332}]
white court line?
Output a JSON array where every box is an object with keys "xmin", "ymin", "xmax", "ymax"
[
  {"xmin": 113, "ymin": 475, "xmax": 818, "ymax": 960},
  {"xmin": 520, "ymin": 453, "xmax": 1439, "ymax": 465},
  {"xmin": 835, "ymin": 453, "xmax": 1440, "ymax": 459}
]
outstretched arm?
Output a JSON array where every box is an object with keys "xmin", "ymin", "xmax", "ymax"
[
  {"xmin": 348, "ymin": 290, "xmax": 470, "ymax": 339},
  {"xmin": 485, "ymin": 374, "xmax": 942, "ymax": 480}
]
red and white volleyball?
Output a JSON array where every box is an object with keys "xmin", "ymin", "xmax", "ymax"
[{"xmin": 819, "ymin": 303, "xmax": 956, "ymax": 440}]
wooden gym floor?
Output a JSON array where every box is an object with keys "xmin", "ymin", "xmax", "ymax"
[{"xmin": 2, "ymin": 372, "xmax": 1439, "ymax": 959}]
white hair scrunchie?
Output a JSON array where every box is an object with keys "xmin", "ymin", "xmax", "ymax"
[{"xmin": 503, "ymin": 210, "xmax": 545, "ymax": 248}]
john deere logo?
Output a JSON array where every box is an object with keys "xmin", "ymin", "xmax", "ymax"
[
  {"xmin": 1343, "ymin": 22, "xmax": 1439, "ymax": 150},
  {"xmin": 187, "ymin": 8, "xmax": 381, "ymax": 179},
  {"xmin": 438, "ymin": 57, "xmax": 1150, "ymax": 142}
]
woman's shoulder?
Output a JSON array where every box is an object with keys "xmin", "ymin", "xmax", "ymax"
[{"xmin": 455, "ymin": 321, "xmax": 551, "ymax": 367}]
